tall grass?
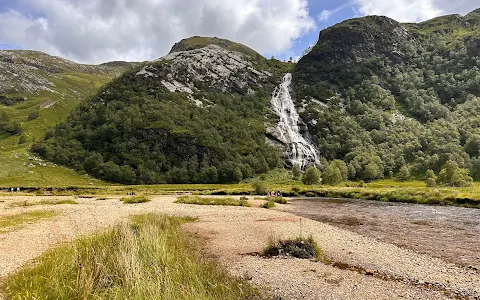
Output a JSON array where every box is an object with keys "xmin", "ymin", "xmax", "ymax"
[
  {"xmin": 1, "ymin": 214, "xmax": 262, "ymax": 300},
  {"xmin": 0, "ymin": 211, "xmax": 57, "ymax": 233},
  {"xmin": 176, "ymin": 196, "xmax": 251, "ymax": 207}
]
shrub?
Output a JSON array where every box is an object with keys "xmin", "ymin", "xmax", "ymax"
[
  {"xmin": 262, "ymin": 237, "xmax": 324, "ymax": 261},
  {"xmin": 18, "ymin": 135, "xmax": 27, "ymax": 145},
  {"xmin": 28, "ymin": 109, "xmax": 39, "ymax": 121},
  {"xmin": 261, "ymin": 201, "xmax": 275, "ymax": 209},
  {"xmin": 302, "ymin": 166, "xmax": 321, "ymax": 185},
  {"xmin": 251, "ymin": 180, "xmax": 267, "ymax": 195},
  {"xmin": 121, "ymin": 196, "xmax": 151, "ymax": 204},
  {"xmin": 305, "ymin": 192, "xmax": 316, "ymax": 197}
]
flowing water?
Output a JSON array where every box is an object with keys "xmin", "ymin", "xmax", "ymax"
[
  {"xmin": 271, "ymin": 73, "xmax": 320, "ymax": 169},
  {"xmin": 289, "ymin": 198, "xmax": 480, "ymax": 268}
]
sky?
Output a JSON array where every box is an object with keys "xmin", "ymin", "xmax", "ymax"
[{"xmin": 0, "ymin": 0, "xmax": 478, "ymax": 64}]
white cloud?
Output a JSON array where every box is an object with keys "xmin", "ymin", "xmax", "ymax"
[
  {"xmin": 318, "ymin": 2, "xmax": 354, "ymax": 22},
  {"xmin": 0, "ymin": 0, "xmax": 316, "ymax": 64},
  {"xmin": 354, "ymin": 0, "xmax": 479, "ymax": 22},
  {"xmin": 318, "ymin": 10, "xmax": 333, "ymax": 21}
]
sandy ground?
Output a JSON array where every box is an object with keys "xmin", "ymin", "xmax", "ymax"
[{"xmin": 0, "ymin": 195, "xmax": 479, "ymax": 299}]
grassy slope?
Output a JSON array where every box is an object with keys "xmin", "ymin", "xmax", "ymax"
[{"xmin": 0, "ymin": 52, "xmax": 135, "ymax": 187}]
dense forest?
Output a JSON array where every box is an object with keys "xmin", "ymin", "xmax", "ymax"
[{"xmin": 294, "ymin": 9, "xmax": 480, "ymax": 183}]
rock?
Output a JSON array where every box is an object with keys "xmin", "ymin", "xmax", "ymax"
[{"xmin": 364, "ymin": 269, "xmax": 375, "ymax": 276}]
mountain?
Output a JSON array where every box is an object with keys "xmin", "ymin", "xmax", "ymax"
[
  {"xmin": 0, "ymin": 50, "xmax": 137, "ymax": 186},
  {"xmin": 33, "ymin": 8, "xmax": 480, "ymax": 184},
  {"xmin": 293, "ymin": 8, "xmax": 480, "ymax": 181},
  {"xmin": 33, "ymin": 37, "xmax": 295, "ymax": 184}
]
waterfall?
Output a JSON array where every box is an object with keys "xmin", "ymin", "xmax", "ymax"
[{"xmin": 270, "ymin": 73, "xmax": 320, "ymax": 169}]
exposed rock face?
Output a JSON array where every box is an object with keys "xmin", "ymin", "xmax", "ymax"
[
  {"xmin": 0, "ymin": 51, "xmax": 56, "ymax": 95},
  {"xmin": 305, "ymin": 16, "xmax": 411, "ymax": 67},
  {"xmin": 134, "ymin": 44, "xmax": 272, "ymax": 96},
  {"xmin": 0, "ymin": 50, "xmax": 136, "ymax": 95}
]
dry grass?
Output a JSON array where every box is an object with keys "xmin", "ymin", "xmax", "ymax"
[{"xmin": 1, "ymin": 214, "xmax": 262, "ymax": 299}]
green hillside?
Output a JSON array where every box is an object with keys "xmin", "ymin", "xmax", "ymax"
[
  {"xmin": 33, "ymin": 42, "xmax": 293, "ymax": 184},
  {"xmin": 26, "ymin": 9, "xmax": 480, "ymax": 186},
  {"xmin": 0, "ymin": 50, "xmax": 136, "ymax": 186},
  {"xmin": 293, "ymin": 9, "xmax": 480, "ymax": 182}
]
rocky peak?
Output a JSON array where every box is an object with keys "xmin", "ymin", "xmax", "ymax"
[
  {"xmin": 302, "ymin": 15, "xmax": 410, "ymax": 68},
  {"xmin": 134, "ymin": 44, "xmax": 273, "ymax": 96},
  {"xmin": 168, "ymin": 36, "xmax": 262, "ymax": 59}
]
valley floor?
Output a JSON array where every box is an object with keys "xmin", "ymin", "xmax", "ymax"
[{"xmin": 0, "ymin": 196, "xmax": 479, "ymax": 299}]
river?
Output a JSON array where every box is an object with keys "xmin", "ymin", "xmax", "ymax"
[{"xmin": 288, "ymin": 198, "xmax": 480, "ymax": 268}]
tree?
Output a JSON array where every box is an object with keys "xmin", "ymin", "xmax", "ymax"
[
  {"xmin": 322, "ymin": 164, "xmax": 342, "ymax": 185},
  {"xmin": 232, "ymin": 167, "xmax": 243, "ymax": 183},
  {"xmin": 425, "ymin": 169, "xmax": 437, "ymax": 187},
  {"xmin": 252, "ymin": 180, "xmax": 267, "ymax": 195},
  {"xmin": 199, "ymin": 166, "xmax": 218, "ymax": 184},
  {"xmin": 470, "ymin": 158, "xmax": 480, "ymax": 181},
  {"xmin": 364, "ymin": 163, "xmax": 382, "ymax": 182},
  {"xmin": 397, "ymin": 166, "xmax": 410, "ymax": 181},
  {"xmin": 465, "ymin": 134, "xmax": 480, "ymax": 157},
  {"xmin": 347, "ymin": 164, "xmax": 356, "ymax": 180},
  {"xmin": 302, "ymin": 166, "xmax": 321, "ymax": 185},
  {"xmin": 331, "ymin": 160, "xmax": 348, "ymax": 181},
  {"xmin": 292, "ymin": 164, "xmax": 301, "ymax": 179}
]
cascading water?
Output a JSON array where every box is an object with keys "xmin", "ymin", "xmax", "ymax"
[{"xmin": 270, "ymin": 73, "xmax": 320, "ymax": 169}]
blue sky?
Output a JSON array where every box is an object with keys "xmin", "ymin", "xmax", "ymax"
[
  {"xmin": 274, "ymin": 1, "xmax": 358, "ymax": 61},
  {"xmin": 0, "ymin": 0, "xmax": 478, "ymax": 64}
]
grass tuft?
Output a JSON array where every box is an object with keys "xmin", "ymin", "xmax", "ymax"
[
  {"xmin": 0, "ymin": 211, "xmax": 57, "ymax": 233},
  {"xmin": 261, "ymin": 201, "xmax": 275, "ymax": 209},
  {"xmin": 120, "ymin": 195, "xmax": 151, "ymax": 204},
  {"xmin": 262, "ymin": 236, "xmax": 324, "ymax": 262},
  {"xmin": 176, "ymin": 196, "xmax": 251, "ymax": 207},
  {"xmin": 1, "ymin": 214, "xmax": 262, "ymax": 299},
  {"xmin": 269, "ymin": 196, "xmax": 288, "ymax": 204}
]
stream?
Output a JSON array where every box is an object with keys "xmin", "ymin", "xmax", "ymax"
[{"xmin": 288, "ymin": 198, "xmax": 480, "ymax": 268}]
